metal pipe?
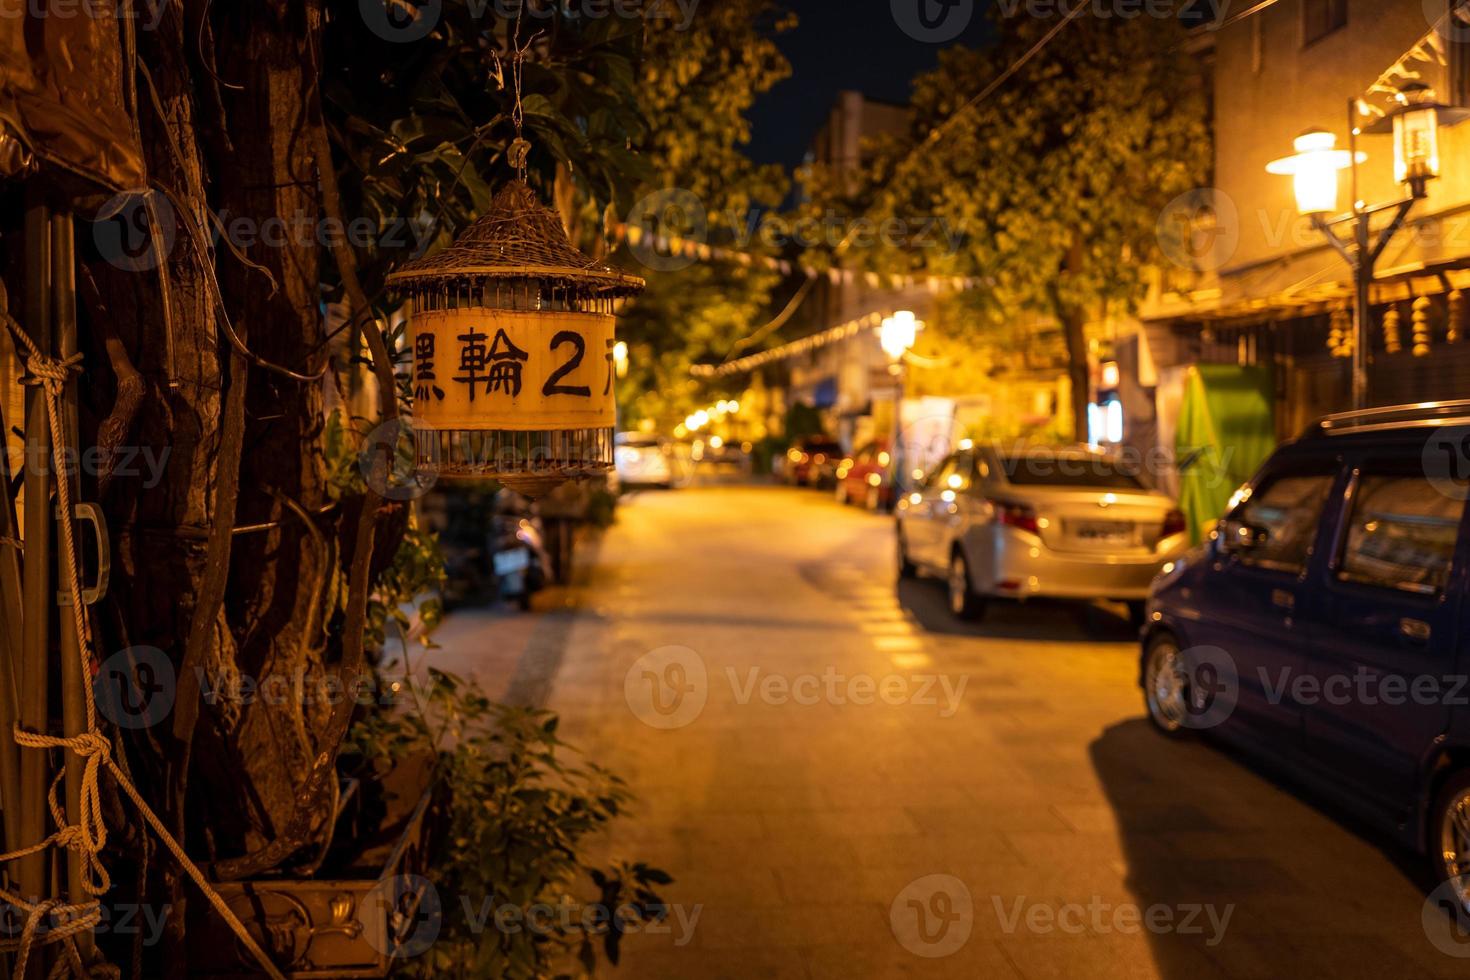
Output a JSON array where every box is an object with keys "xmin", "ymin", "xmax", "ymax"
[
  {"xmin": 1349, "ymin": 100, "xmax": 1370, "ymax": 411},
  {"xmin": 17, "ymin": 194, "xmax": 51, "ymax": 909}
]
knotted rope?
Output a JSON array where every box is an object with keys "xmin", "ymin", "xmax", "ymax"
[{"xmin": 0, "ymin": 314, "xmax": 287, "ymax": 980}]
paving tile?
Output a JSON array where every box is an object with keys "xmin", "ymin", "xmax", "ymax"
[{"xmin": 498, "ymin": 488, "xmax": 1455, "ymax": 979}]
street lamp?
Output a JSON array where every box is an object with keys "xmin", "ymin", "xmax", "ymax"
[
  {"xmin": 1267, "ymin": 86, "xmax": 1462, "ymax": 410},
  {"xmin": 880, "ymin": 310, "xmax": 919, "ymax": 360},
  {"xmin": 880, "ymin": 311, "xmax": 919, "ymax": 502},
  {"xmin": 1265, "ymin": 129, "xmax": 1358, "ymax": 216},
  {"xmin": 1387, "ymin": 82, "xmax": 1453, "ymax": 191}
]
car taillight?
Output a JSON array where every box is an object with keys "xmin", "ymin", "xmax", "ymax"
[
  {"xmin": 991, "ymin": 500, "xmax": 1040, "ymax": 535},
  {"xmin": 1162, "ymin": 509, "xmax": 1187, "ymax": 538}
]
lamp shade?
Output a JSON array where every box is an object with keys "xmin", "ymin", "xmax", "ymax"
[{"xmin": 1266, "ymin": 130, "xmax": 1359, "ymax": 216}]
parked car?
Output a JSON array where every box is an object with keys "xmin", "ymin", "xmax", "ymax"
[
  {"xmin": 1140, "ymin": 401, "xmax": 1470, "ymax": 895},
  {"xmin": 786, "ymin": 437, "xmax": 843, "ymax": 489},
  {"xmin": 696, "ymin": 436, "xmax": 751, "ymax": 475},
  {"xmin": 896, "ymin": 443, "xmax": 1188, "ymax": 623},
  {"xmin": 615, "ymin": 432, "xmax": 674, "ymax": 489},
  {"xmin": 836, "ymin": 441, "xmax": 895, "ymax": 511}
]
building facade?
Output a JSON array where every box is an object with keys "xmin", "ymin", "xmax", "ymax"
[{"xmin": 1147, "ymin": 0, "xmax": 1470, "ymax": 439}]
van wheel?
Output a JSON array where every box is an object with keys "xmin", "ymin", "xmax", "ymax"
[
  {"xmin": 1143, "ymin": 633, "xmax": 1193, "ymax": 737},
  {"xmin": 948, "ymin": 551, "xmax": 986, "ymax": 621},
  {"xmin": 1431, "ymin": 770, "xmax": 1470, "ymax": 897}
]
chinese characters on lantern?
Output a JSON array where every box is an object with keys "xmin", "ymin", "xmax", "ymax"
[
  {"xmin": 414, "ymin": 334, "xmax": 446, "ymax": 403},
  {"xmin": 411, "ymin": 310, "xmax": 618, "ymax": 430}
]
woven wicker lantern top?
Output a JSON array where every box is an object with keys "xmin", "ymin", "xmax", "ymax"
[{"xmin": 387, "ymin": 180, "xmax": 644, "ymax": 297}]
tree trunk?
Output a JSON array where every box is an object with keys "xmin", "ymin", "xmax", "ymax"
[
  {"xmin": 1061, "ymin": 306, "xmax": 1090, "ymax": 443},
  {"xmin": 187, "ymin": 0, "xmax": 335, "ymax": 871},
  {"xmin": 1053, "ymin": 236, "xmax": 1091, "ymax": 443},
  {"xmin": 85, "ymin": 0, "xmax": 342, "ymax": 889}
]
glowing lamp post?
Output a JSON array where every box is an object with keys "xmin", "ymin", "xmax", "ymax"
[
  {"xmin": 1265, "ymin": 129, "xmax": 1356, "ymax": 216},
  {"xmin": 1267, "ymin": 86, "xmax": 1461, "ymax": 410},
  {"xmin": 1389, "ymin": 82, "xmax": 1447, "ymax": 191},
  {"xmin": 880, "ymin": 311, "xmax": 920, "ymax": 502},
  {"xmin": 880, "ymin": 310, "xmax": 919, "ymax": 360}
]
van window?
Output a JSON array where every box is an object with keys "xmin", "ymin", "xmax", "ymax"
[
  {"xmin": 1337, "ymin": 473, "xmax": 1466, "ymax": 596},
  {"xmin": 1232, "ymin": 469, "xmax": 1336, "ymax": 573}
]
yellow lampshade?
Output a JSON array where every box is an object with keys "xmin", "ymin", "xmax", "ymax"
[{"xmin": 1266, "ymin": 130, "xmax": 1361, "ymax": 216}]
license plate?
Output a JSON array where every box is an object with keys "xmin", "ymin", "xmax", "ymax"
[
  {"xmin": 493, "ymin": 549, "xmax": 531, "ymax": 575},
  {"xmin": 1074, "ymin": 521, "xmax": 1132, "ymax": 542}
]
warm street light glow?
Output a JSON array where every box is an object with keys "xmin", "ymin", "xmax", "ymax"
[
  {"xmin": 613, "ymin": 340, "xmax": 629, "ymax": 378},
  {"xmin": 1266, "ymin": 129, "xmax": 1360, "ymax": 216},
  {"xmin": 880, "ymin": 310, "xmax": 919, "ymax": 360},
  {"xmin": 1392, "ymin": 83, "xmax": 1440, "ymax": 189}
]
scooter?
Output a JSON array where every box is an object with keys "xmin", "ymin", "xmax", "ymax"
[{"xmin": 489, "ymin": 491, "xmax": 551, "ymax": 611}]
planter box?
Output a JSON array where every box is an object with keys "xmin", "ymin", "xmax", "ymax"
[{"xmin": 190, "ymin": 758, "xmax": 440, "ymax": 978}]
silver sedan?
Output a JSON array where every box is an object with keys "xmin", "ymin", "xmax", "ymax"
[{"xmin": 895, "ymin": 445, "xmax": 1189, "ymax": 623}]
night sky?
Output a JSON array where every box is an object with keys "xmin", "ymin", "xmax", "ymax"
[{"xmin": 746, "ymin": 0, "xmax": 996, "ymax": 171}]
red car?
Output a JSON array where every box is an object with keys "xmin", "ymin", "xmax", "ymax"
[
  {"xmin": 785, "ymin": 437, "xmax": 842, "ymax": 488},
  {"xmin": 835, "ymin": 441, "xmax": 895, "ymax": 511}
]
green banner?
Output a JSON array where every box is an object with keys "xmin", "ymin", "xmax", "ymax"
[{"xmin": 1175, "ymin": 364, "xmax": 1276, "ymax": 543}]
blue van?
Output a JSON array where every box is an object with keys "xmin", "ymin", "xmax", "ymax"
[{"xmin": 1141, "ymin": 402, "xmax": 1470, "ymax": 895}]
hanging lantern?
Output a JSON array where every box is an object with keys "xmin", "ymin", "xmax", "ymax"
[
  {"xmin": 1360, "ymin": 83, "xmax": 1470, "ymax": 198},
  {"xmin": 387, "ymin": 181, "xmax": 644, "ymax": 496},
  {"xmin": 1412, "ymin": 295, "xmax": 1433, "ymax": 357},
  {"xmin": 1383, "ymin": 303, "xmax": 1403, "ymax": 355},
  {"xmin": 1450, "ymin": 290, "xmax": 1466, "ymax": 344}
]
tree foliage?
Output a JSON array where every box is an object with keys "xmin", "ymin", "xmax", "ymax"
[
  {"xmin": 809, "ymin": 10, "xmax": 1210, "ymax": 435},
  {"xmin": 612, "ymin": 0, "xmax": 795, "ymax": 427}
]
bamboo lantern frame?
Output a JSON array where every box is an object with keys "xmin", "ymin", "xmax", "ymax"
[{"xmin": 387, "ymin": 181, "xmax": 643, "ymax": 496}]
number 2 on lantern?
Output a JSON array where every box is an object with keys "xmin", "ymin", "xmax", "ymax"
[{"xmin": 543, "ymin": 330, "xmax": 591, "ymax": 398}]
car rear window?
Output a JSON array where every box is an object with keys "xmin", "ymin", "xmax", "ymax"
[{"xmin": 1000, "ymin": 453, "xmax": 1146, "ymax": 490}]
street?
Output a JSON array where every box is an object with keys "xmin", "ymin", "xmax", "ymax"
[{"xmin": 430, "ymin": 485, "xmax": 1460, "ymax": 978}]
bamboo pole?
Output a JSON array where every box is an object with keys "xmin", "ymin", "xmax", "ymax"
[
  {"xmin": 0, "ymin": 296, "xmax": 23, "ymax": 886},
  {"xmin": 17, "ymin": 195, "xmax": 50, "ymax": 911},
  {"xmin": 52, "ymin": 212, "xmax": 92, "ymax": 958}
]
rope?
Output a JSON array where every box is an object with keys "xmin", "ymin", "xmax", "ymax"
[{"xmin": 0, "ymin": 314, "xmax": 288, "ymax": 980}]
